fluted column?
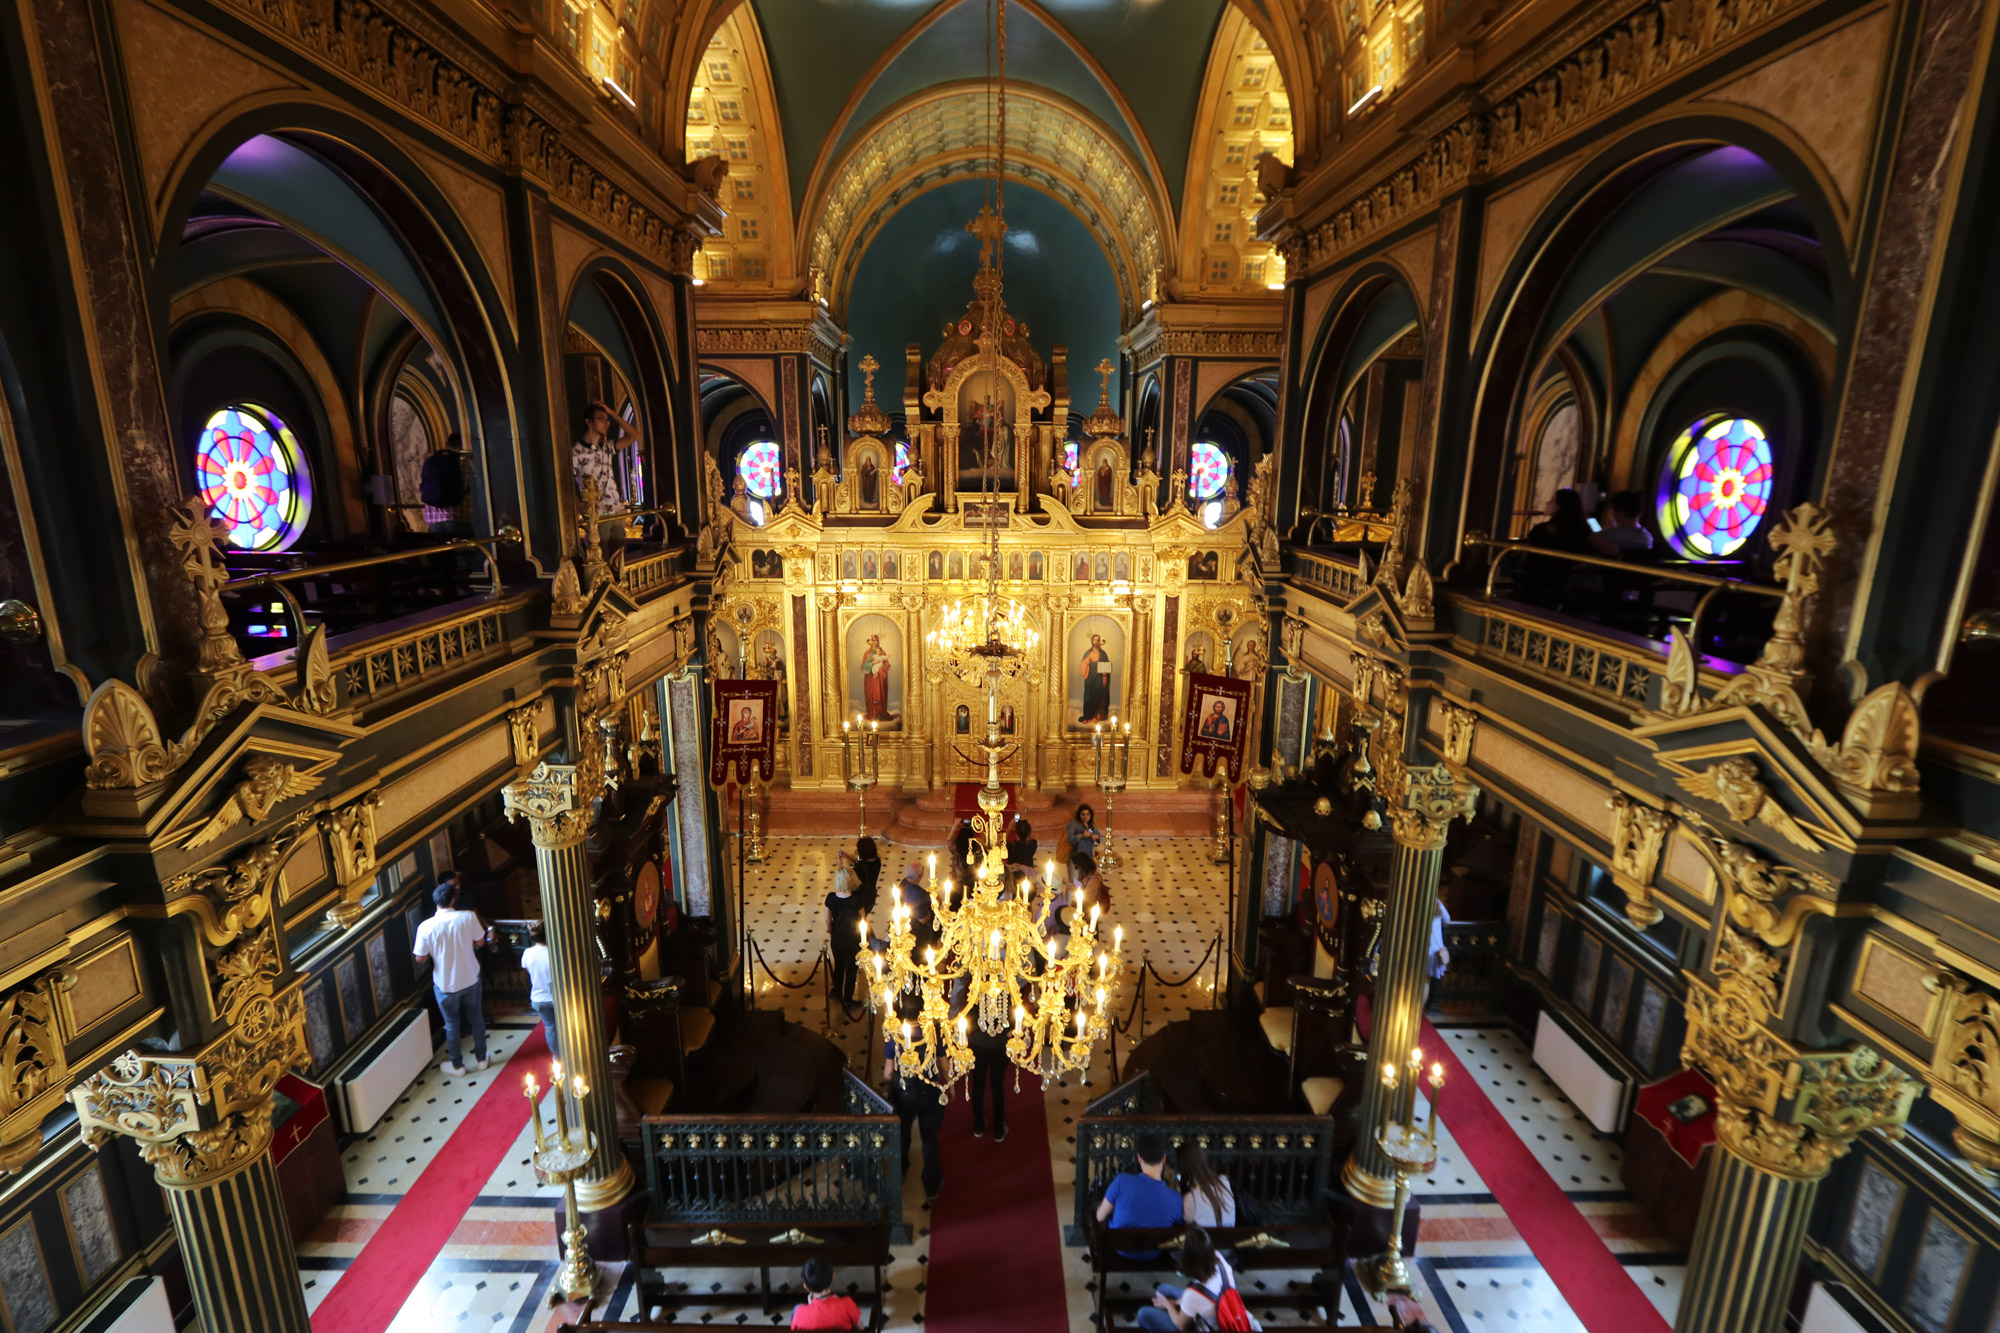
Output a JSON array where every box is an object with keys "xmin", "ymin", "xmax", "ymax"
[
  {"xmin": 1673, "ymin": 976, "xmax": 1921, "ymax": 1333},
  {"xmin": 1675, "ymin": 1137, "xmax": 1817, "ymax": 1333},
  {"xmin": 504, "ymin": 761, "xmax": 634, "ymax": 1210},
  {"xmin": 1344, "ymin": 763, "xmax": 1476, "ymax": 1205},
  {"xmin": 73, "ymin": 987, "xmax": 313, "ymax": 1333}
]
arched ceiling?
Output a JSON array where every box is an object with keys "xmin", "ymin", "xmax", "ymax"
[
  {"xmin": 750, "ymin": 0, "xmax": 1228, "ymax": 224},
  {"xmin": 684, "ymin": 5, "xmax": 792, "ymax": 289},
  {"xmin": 809, "ymin": 84, "xmax": 1164, "ymax": 320},
  {"xmin": 1182, "ymin": 6, "xmax": 1295, "ymax": 296}
]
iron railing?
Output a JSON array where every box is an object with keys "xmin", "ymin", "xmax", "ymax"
[
  {"xmin": 1069, "ymin": 1072, "xmax": 1335, "ymax": 1242},
  {"xmin": 640, "ymin": 1070, "xmax": 902, "ymax": 1231}
]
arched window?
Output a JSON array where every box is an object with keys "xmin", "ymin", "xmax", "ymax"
[
  {"xmin": 893, "ymin": 441, "xmax": 911, "ymax": 487},
  {"xmin": 1063, "ymin": 439, "xmax": 1079, "ymax": 477},
  {"xmin": 738, "ymin": 440, "xmax": 781, "ymax": 524},
  {"xmin": 1191, "ymin": 440, "xmax": 1230, "ymax": 527},
  {"xmin": 195, "ymin": 405, "xmax": 311, "ymax": 551},
  {"xmin": 1659, "ymin": 416, "xmax": 1773, "ymax": 557}
]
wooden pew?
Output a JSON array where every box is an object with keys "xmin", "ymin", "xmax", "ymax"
[
  {"xmin": 627, "ymin": 1219, "xmax": 889, "ymax": 1330},
  {"xmin": 1086, "ymin": 1219, "xmax": 1347, "ymax": 1329}
]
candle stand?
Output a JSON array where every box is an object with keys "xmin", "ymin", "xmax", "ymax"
[
  {"xmin": 1211, "ymin": 776, "xmax": 1232, "ymax": 864},
  {"xmin": 1358, "ymin": 1053, "xmax": 1444, "ymax": 1296},
  {"xmin": 842, "ymin": 715, "xmax": 881, "ymax": 838},
  {"xmin": 1091, "ymin": 718, "xmax": 1130, "ymax": 870},
  {"xmin": 526, "ymin": 1070, "xmax": 602, "ymax": 1307},
  {"xmin": 744, "ymin": 778, "xmax": 766, "ymax": 864}
]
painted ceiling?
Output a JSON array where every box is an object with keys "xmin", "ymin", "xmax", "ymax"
[{"xmin": 750, "ymin": 0, "xmax": 1226, "ymax": 221}]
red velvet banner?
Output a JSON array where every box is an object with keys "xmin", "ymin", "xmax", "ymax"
[
  {"xmin": 710, "ymin": 678, "xmax": 779, "ymax": 786},
  {"xmin": 1178, "ymin": 671, "xmax": 1252, "ymax": 779}
]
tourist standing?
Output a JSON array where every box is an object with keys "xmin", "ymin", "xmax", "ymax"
[
  {"xmin": 412, "ymin": 875, "xmax": 489, "ymax": 1075},
  {"xmin": 1065, "ymin": 804, "xmax": 1101, "ymax": 874},
  {"xmin": 853, "ymin": 836, "xmax": 883, "ymax": 913},
  {"xmin": 969, "ymin": 1009, "xmax": 1009, "ymax": 1142},
  {"xmin": 826, "ymin": 857, "xmax": 865, "ymax": 1020},
  {"xmin": 521, "ymin": 920, "xmax": 557, "ymax": 1062},
  {"xmin": 885, "ymin": 994, "xmax": 945, "ymax": 1203}
]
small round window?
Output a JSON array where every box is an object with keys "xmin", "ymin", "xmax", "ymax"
[
  {"xmin": 195, "ymin": 405, "xmax": 311, "ymax": 551},
  {"xmin": 1659, "ymin": 416, "xmax": 1773, "ymax": 557},
  {"xmin": 739, "ymin": 441, "xmax": 782, "ymax": 498},
  {"xmin": 1189, "ymin": 442, "xmax": 1231, "ymax": 500}
]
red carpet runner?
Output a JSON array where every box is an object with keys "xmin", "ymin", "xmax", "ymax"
[
  {"xmin": 922, "ymin": 1076, "xmax": 1068, "ymax": 1332},
  {"xmin": 1378, "ymin": 1005, "xmax": 1670, "ymax": 1333},
  {"xmin": 312, "ymin": 1025, "xmax": 552, "ymax": 1333}
]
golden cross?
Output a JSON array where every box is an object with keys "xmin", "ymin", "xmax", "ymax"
[
  {"xmin": 169, "ymin": 502, "xmax": 231, "ymax": 595},
  {"xmin": 860, "ymin": 354, "xmax": 880, "ymax": 395},
  {"xmin": 966, "ymin": 206, "xmax": 1007, "ymax": 268}
]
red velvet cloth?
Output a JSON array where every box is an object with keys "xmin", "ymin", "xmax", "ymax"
[
  {"xmin": 1633, "ymin": 1068, "xmax": 1718, "ymax": 1167},
  {"xmin": 270, "ymin": 1074, "xmax": 327, "ymax": 1165}
]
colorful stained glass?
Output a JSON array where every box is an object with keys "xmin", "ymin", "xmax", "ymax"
[
  {"xmin": 1189, "ymin": 441, "xmax": 1231, "ymax": 500},
  {"xmin": 739, "ymin": 441, "xmax": 782, "ymax": 498},
  {"xmin": 1063, "ymin": 440, "xmax": 1079, "ymax": 479},
  {"xmin": 1660, "ymin": 416, "xmax": 1773, "ymax": 557},
  {"xmin": 195, "ymin": 406, "xmax": 310, "ymax": 551},
  {"xmin": 893, "ymin": 441, "xmax": 910, "ymax": 487}
]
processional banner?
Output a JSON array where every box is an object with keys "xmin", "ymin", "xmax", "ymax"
[
  {"xmin": 710, "ymin": 679, "xmax": 779, "ymax": 786},
  {"xmin": 1179, "ymin": 671, "xmax": 1251, "ymax": 780}
]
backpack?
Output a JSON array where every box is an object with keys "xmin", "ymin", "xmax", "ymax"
[
  {"xmin": 1193, "ymin": 1265, "xmax": 1255, "ymax": 1332},
  {"xmin": 420, "ymin": 451, "xmax": 464, "ymax": 507}
]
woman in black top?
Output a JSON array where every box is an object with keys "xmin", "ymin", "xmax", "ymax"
[
  {"xmin": 853, "ymin": 836, "xmax": 882, "ymax": 912},
  {"xmin": 949, "ymin": 818, "xmax": 976, "ymax": 877},
  {"xmin": 825, "ymin": 862, "xmax": 865, "ymax": 1017},
  {"xmin": 1005, "ymin": 817, "xmax": 1037, "ymax": 868}
]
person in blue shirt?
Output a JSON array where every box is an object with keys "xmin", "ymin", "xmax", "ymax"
[{"xmin": 1096, "ymin": 1131, "xmax": 1182, "ymax": 1258}]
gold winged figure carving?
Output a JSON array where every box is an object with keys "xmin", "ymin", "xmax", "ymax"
[
  {"xmin": 1674, "ymin": 756, "xmax": 1818, "ymax": 852},
  {"xmin": 186, "ymin": 757, "xmax": 325, "ymax": 849}
]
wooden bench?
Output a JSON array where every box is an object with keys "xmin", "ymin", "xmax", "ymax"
[
  {"xmin": 1086, "ymin": 1219, "xmax": 1346, "ymax": 1329},
  {"xmin": 627, "ymin": 1219, "xmax": 891, "ymax": 1331}
]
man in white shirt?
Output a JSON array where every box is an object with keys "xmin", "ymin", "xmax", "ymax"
[
  {"xmin": 522, "ymin": 920, "xmax": 557, "ymax": 1062},
  {"xmin": 412, "ymin": 876, "xmax": 489, "ymax": 1075}
]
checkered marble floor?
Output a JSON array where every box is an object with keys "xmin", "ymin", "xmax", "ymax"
[{"xmin": 299, "ymin": 837, "xmax": 1683, "ymax": 1332}]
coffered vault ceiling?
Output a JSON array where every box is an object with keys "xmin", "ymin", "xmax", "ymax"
[
  {"xmin": 809, "ymin": 84, "xmax": 1164, "ymax": 318},
  {"xmin": 750, "ymin": 0, "xmax": 1226, "ymax": 220}
]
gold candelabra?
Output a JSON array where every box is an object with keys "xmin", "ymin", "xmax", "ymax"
[
  {"xmin": 864, "ymin": 667, "xmax": 1122, "ymax": 1092},
  {"xmin": 1358, "ymin": 1046, "xmax": 1444, "ymax": 1295},
  {"xmin": 524, "ymin": 1061, "xmax": 602, "ymax": 1306},
  {"xmin": 1091, "ymin": 716, "xmax": 1130, "ymax": 870},
  {"xmin": 841, "ymin": 715, "xmax": 881, "ymax": 838}
]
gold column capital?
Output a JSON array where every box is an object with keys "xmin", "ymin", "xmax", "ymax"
[
  {"xmin": 1682, "ymin": 976, "xmax": 1919, "ymax": 1183},
  {"xmin": 503, "ymin": 760, "xmax": 601, "ymax": 849},
  {"xmin": 1388, "ymin": 762, "xmax": 1478, "ymax": 850},
  {"xmin": 73, "ymin": 982, "xmax": 309, "ymax": 1188}
]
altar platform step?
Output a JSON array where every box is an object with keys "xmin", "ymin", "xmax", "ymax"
[{"xmin": 753, "ymin": 784, "xmax": 1224, "ymax": 848}]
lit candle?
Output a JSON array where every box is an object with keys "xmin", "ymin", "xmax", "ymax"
[
  {"xmin": 1380, "ymin": 1060, "xmax": 1398, "ymax": 1093},
  {"xmin": 1096, "ymin": 986, "xmax": 1106, "ymax": 1008},
  {"xmin": 902, "ymin": 1021, "xmax": 913, "ymax": 1049},
  {"xmin": 1091, "ymin": 902, "xmax": 1102, "ymax": 929},
  {"xmin": 1114, "ymin": 925, "xmax": 1124, "ymax": 952},
  {"xmin": 957, "ymin": 1015, "xmax": 968, "ymax": 1044},
  {"xmin": 873, "ymin": 955, "xmax": 884, "ymax": 978},
  {"xmin": 1427, "ymin": 1063, "xmax": 1445, "ymax": 1146},
  {"xmin": 524, "ymin": 1075, "xmax": 545, "ymax": 1151},
  {"xmin": 1077, "ymin": 1009, "xmax": 1087, "ymax": 1038},
  {"xmin": 1407, "ymin": 1047, "xmax": 1424, "ymax": 1125},
  {"xmin": 859, "ymin": 917, "xmax": 869, "ymax": 943},
  {"xmin": 552, "ymin": 1067, "xmax": 571, "ymax": 1143},
  {"xmin": 991, "ymin": 928, "xmax": 1002, "ymax": 960},
  {"xmin": 928, "ymin": 853, "xmax": 937, "ymax": 881},
  {"xmin": 926, "ymin": 946, "xmax": 936, "ymax": 968},
  {"xmin": 1014, "ymin": 1005, "xmax": 1025, "ymax": 1034},
  {"xmin": 1098, "ymin": 953, "xmax": 1107, "ymax": 980}
]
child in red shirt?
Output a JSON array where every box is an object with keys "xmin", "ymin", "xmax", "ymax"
[{"xmin": 789, "ymin": 1257, "xmax": 862, "ymax": 1330}]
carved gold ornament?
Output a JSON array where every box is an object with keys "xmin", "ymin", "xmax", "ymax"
[
  {"xmin": 185, "ymin": 757, "xmax": 325, "ymax": 850},
  {"xmin": 320, "ymin": 792, "xmax": 382, "ymax": 929},
  {"xmin": 166, "ymin": 814, "xmax": 317, "ymax": 947},
  {"xmin": 1438, "ymin": 701, "xmax": 1476, "ymax": 767},
  {"xmin": 1682, "ymin": 977, "xmax": 1920, "ymax": 1182},
  {"xmin": 504, "ymin": 760, "xmax": 597, "ymax": 850},
  {"xmin": 1673, "ymin": 756, "xmax": 1818, "ymax": 852},
  {"xmin": 509, "ymin": 702, "xmax": 542, "ymax": 770},
  {"xmin": 0, "ymin": 971, "xmax": 76, "ymax": 1174},
  {"xmin": 73, "ymin": 983, "xmax": 309, "ymax": 1188},
  {"xmin": 1606, "ymin": 793, "xmax": 1670, "ymax": 928},
  {"xmin": 82, "ymin": 679, "xmax": 174, "ymax": 790},
  {"xmin": 1924, "ymin": 975, "xmax": 2000, "ymax": 1178},
  {"xmin": 1389, "ymin": 764, "xmax": 1478, "ymax": 850}
]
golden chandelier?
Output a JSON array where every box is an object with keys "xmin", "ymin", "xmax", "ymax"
[{"xmin": 860, "ymin": 725, "xmax": 1123, "ymax": 1092}]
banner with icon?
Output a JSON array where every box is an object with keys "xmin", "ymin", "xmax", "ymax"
[
  {"xmin": 1179, "ymin": 672, "xmax": 1251, "ymax": 780},
  {"xmin": 711, "ymin": 679, "xmax": 779, "ymax": 785}
]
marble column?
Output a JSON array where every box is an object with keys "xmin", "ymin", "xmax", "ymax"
[
  {"xmin": 504, "ymin": 761, "xmax": 634, "ymax": 1209},
  {"xmin": 73, "ymin": 997, "xmax": 313, "ymax": 1333},
  {"xmin": 1343, "ymin": 763, "xmax": 1476, "ymax": 1205}
]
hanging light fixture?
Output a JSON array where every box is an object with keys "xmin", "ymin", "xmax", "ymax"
[{"xmin": 865, "ymin": 0, "xmax": 1121, "ymax": 1093}]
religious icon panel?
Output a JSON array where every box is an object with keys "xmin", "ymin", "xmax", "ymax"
[
  {"xmin": 1067, "ymin": 614, "xmax": 1124, "ymax": 729},
  {"xmin": 847, "ymin": 613, "xmax": 904, "ymax": 730}
]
